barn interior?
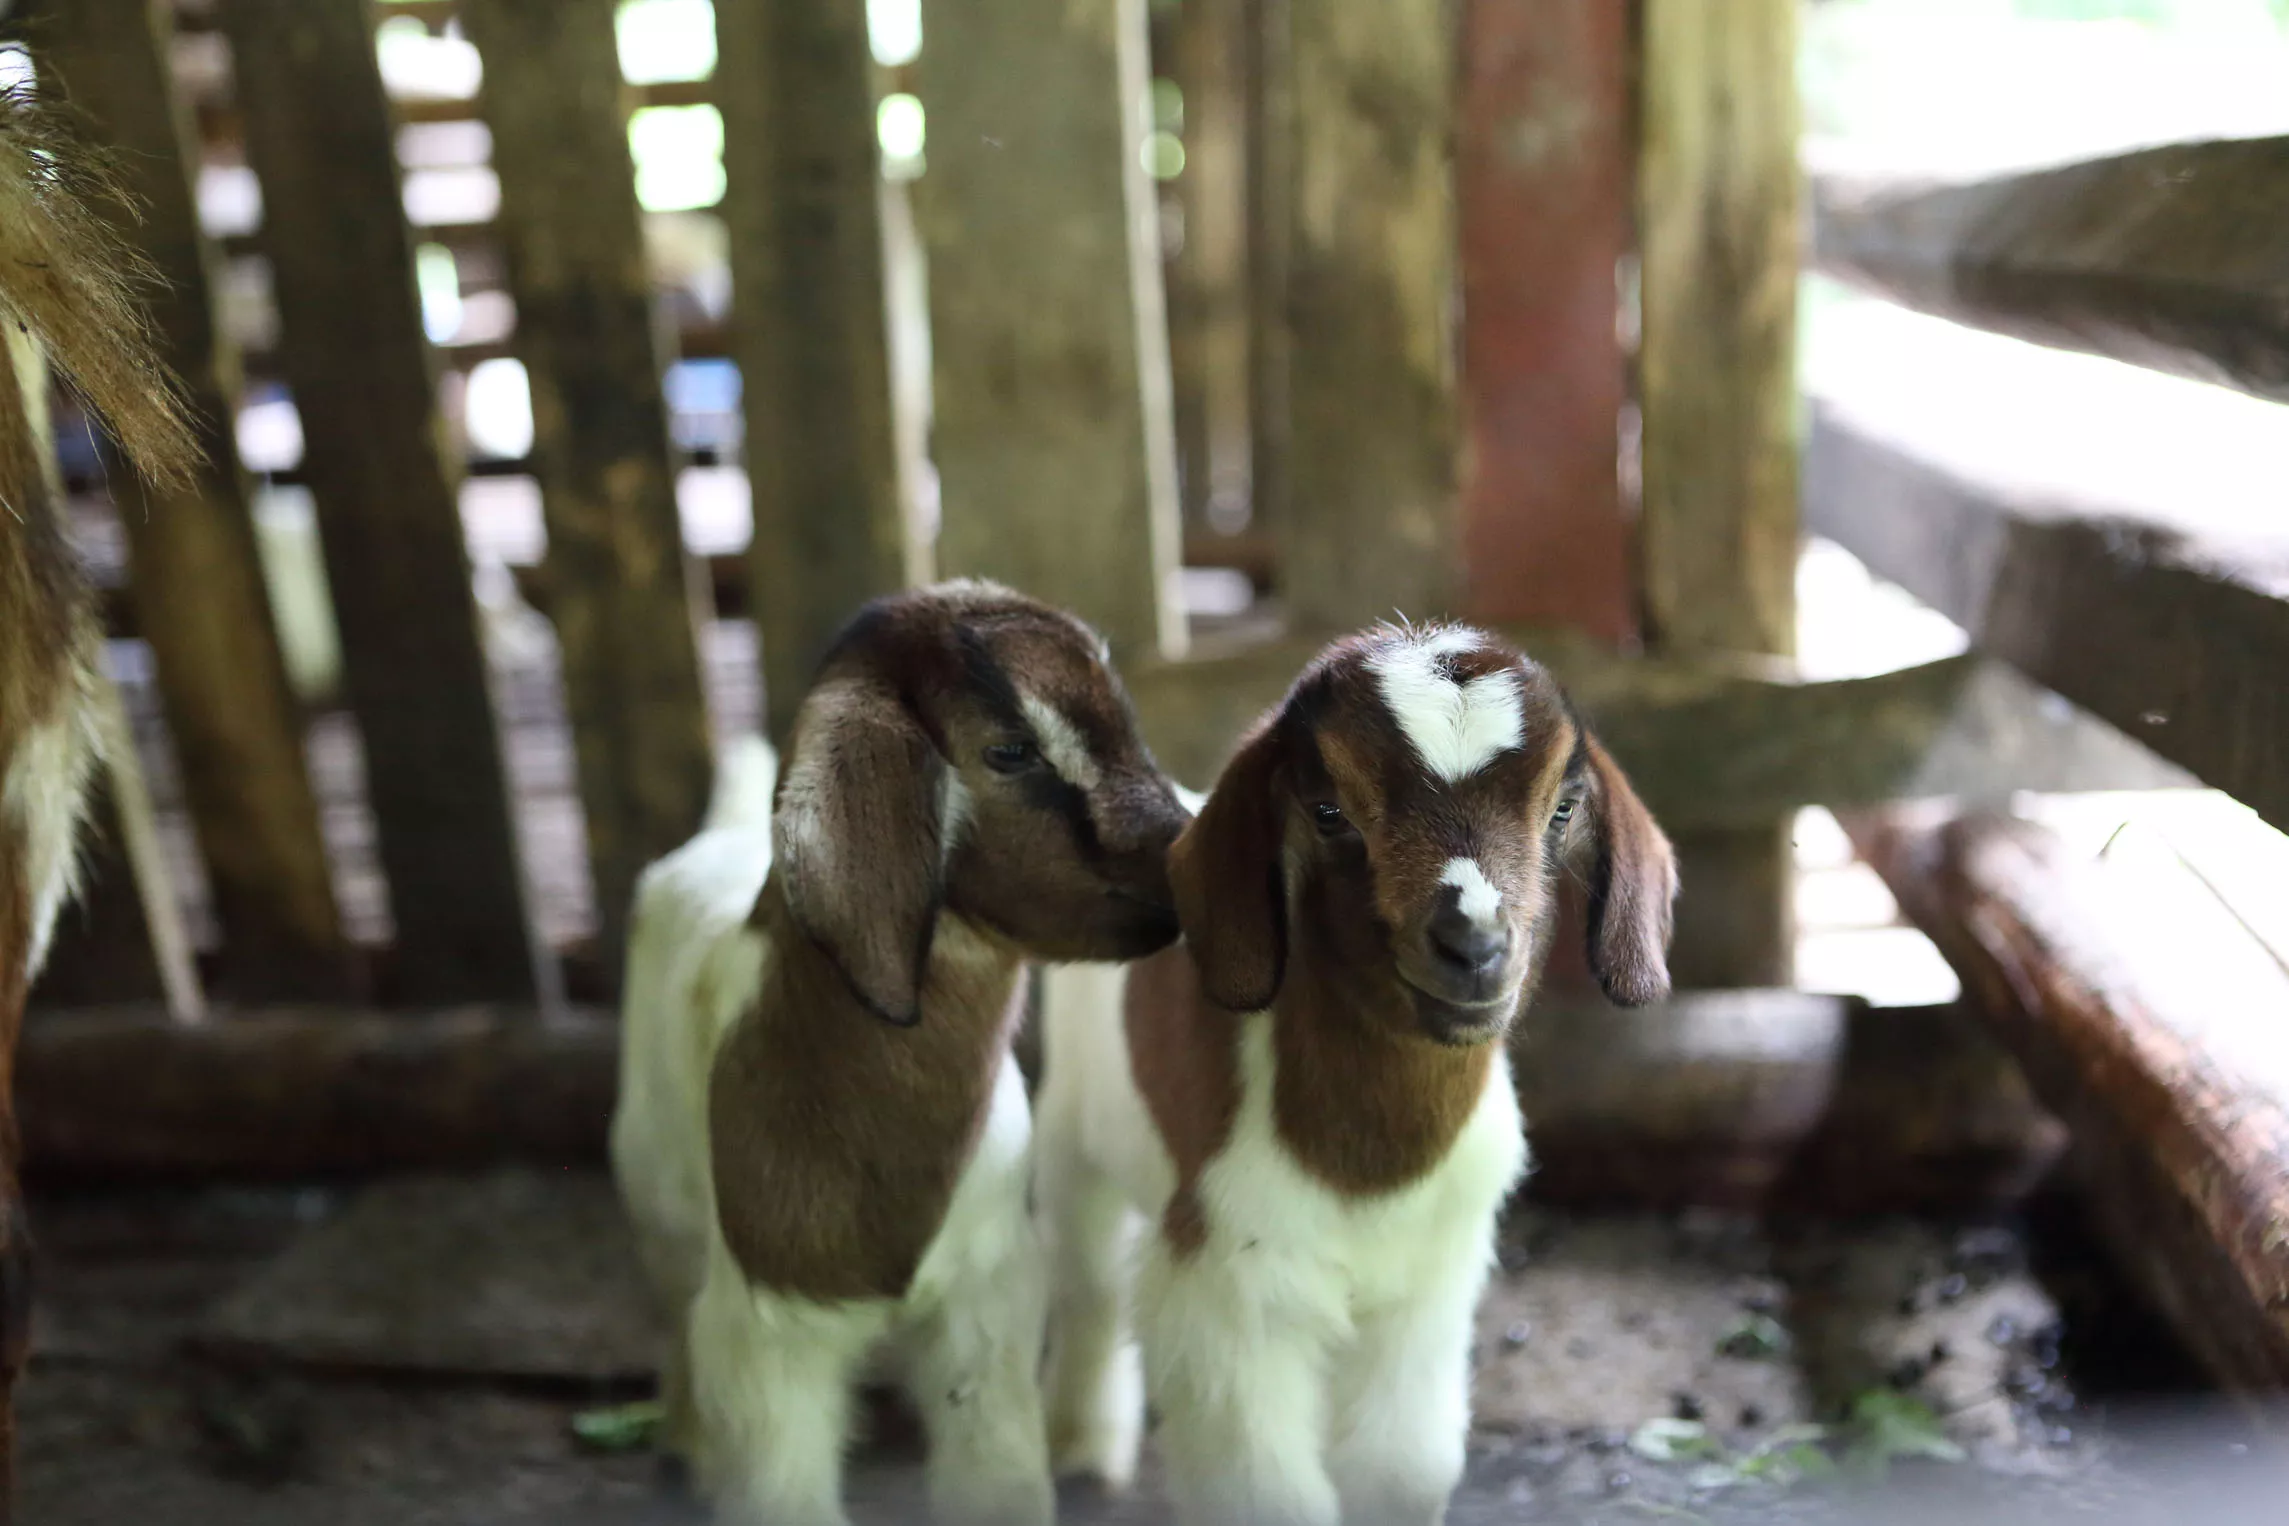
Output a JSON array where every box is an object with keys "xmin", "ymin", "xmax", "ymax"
[{"xmin": 3, "ymin": 0, "xmax": 2288, "ymax": 1521}]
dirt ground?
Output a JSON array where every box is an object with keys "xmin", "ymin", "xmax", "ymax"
[{"xmin": 17, "ymin": 1175, "xmax": 2282, "ymax": 1525}]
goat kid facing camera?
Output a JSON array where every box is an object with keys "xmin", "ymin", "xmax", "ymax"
[
  {"xmin": 1037, "ymin": 622, "xmax": 1679, "ymax": 1526},
  {"xmin": 610, "ymin": 581, "xmax": 1190, "ymax": 1526}
]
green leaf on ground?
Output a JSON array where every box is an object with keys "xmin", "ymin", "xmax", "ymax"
[
  {"xmin": 1843, "ymin": 1390, "xmax": 1967, "ymax": 1476},
  {"xmin": 570, "ymin": 1399, "xmax": 663, "ymax": 1453}
]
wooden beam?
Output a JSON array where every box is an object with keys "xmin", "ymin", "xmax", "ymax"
[
  {"xmin": 1814, "ymin": 138, "xmax": 2289, "ymax": 407},
  {"xmin": 715, "ymin": 0, "xmax": 911, "ymax": 742},
  {"xmin": 18, "ymin": 1006, "xmax": 614, "ymax": 1182},
  {"xmin": 461, "ymin": 0, "xmax": 715, "ymax": 984},
  {"xmin": 1258, "ymin": 0, "xmax": 1461, "ymax": 628},
  {"xmin": 1805, "ymin": 404, "xmax": 2289, "ymax": 835},
  {"xmin": 1167, "ymin": 0, "xmax": 1252, "ymax": 534},
  {"xmin": 1458, "ymin": 0, "xmax": 1635, "ymax": 643},
  {"xmin": 14, "ymin": 994, "xmax": 2058, "ymax": 1217},
  {"xmin": 223, "ymin": 0, "xmax": 549, "ymax": 1004},
  {"xmin": 917, "ymin": 0, "xmax": 1185, "ymax": 661},
  {"xmin": 1124, "ymin": 631, "xmax": 2187, "ymax": 816},
  {"xmin": 1636, "ymin": 0, "xmax": 1802, "ymax": 987},
  {"xmin": 1516, "ymin": 994, "xmax": 2064, "ymax": 1214},
  {"xmin": 1846, "ymin": 806, "xmax": 2289, "ymax": 1401},
  {"xmin": 29, "ymin": 0, "xmax": 354, "ymax": 1000}
]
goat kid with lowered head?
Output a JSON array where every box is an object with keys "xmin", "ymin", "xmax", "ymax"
[
  {"xmin": 613, "ymin": 581, "xmax": 1190, "ymax": 1526},
  {"xmin": 1036, "ymin": 623, "xmax": 1678, "ymax": 1526}
]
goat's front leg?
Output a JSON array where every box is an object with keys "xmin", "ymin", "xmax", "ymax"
[
  {"xmin": 1036, "ymin": 1098, "xmax": 1145, "ymax": 1490},
  {"xmin": 1142, "ymin": 1253, "xmax": 1339, "ymax": 1526},
  {"xmin": 1325, "ymin": 1273, "xmax": 1483, "ymax": 1526},
  {"xmin": 903, "ymin": 1262, "xmax": 1054, "ymax": 1526},
  {"xmin": 689, "ymin": 1245, "xmax": 885, "ymax": 1526}
]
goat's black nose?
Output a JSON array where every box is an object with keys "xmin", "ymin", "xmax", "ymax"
[{"xmin": 1427, "ymin": 903, "xmax": 1508, "ymax": 977}]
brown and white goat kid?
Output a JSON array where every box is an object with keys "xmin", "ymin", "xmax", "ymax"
[
  {"xmin": 612, "ymin": 580, "xmax": 1190, "ymax": 1526},
  {"xmin": 1, "ymin": 85, "xmax": 196, "ymax": 1497},
  {"xmin": 1036, "ymin": 623, "xmax": 1678, "ymax": 1526}
]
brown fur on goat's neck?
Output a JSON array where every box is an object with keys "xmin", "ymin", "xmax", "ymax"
[
  {"xmin": 1126, "ymin": 906, "xmax": 1511, "ymax": 1257},
  {"xmin": 708, "ymin": 879, "xmax": 1027, "ymax": 1303}
]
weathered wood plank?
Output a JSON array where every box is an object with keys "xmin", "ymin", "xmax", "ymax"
[
  {"xmin": 1124, "ymin": 632, "xmax": 2187, "ymax": 818},
  {"xmin": 30, "ymin": 0, "xmax": 354, "ymax": 1000},
  {"xmin": 1805, "ymin": 404, "xmax": 2289, "ymax": 835},
  {"xmin": 1636, "ymin": 0, "xmax": 1802, "ymax": 986},
  {"xmin": 223, "ymin": 0, "xmax": 548, "ymax": 1004},
  {"xmin": 715, "ymin": 0, "xmax": 911, "ymax": 742},
  {"xmin": 917, "ymin": 0, "xmax": 1184, "ymax": 661},
  {"xmin": 1168, "ymin": 0, "xmax": 1252, "ymax": 536},
  {"xmin": 1814, "ymin": 138, "xmax": 2289, "ymax": 406},
  {"xmin": 13, "ymin": 994, "xmax": 2060, "ymax": 1217},
  {"xmin": 1258, "ymin": 0, "xmax": 1461, "ymax": 628},
  {"xmin": 461, "ymin": 0, "xmax": 714, "ymax": 983},
  {"xmin": 1516, "ymin": 994, "xmax": 2063, "ymax": 1214},
  {"xmin": 1459, "ymin": 0, "xmax": 1635, "ymax": 642},
  {"xmin": 1847, "ymin": 806, "xmax": 2289, "ymax": 1402}
]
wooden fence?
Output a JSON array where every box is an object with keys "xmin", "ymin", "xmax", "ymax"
[
  {"xmin": 1810, "ymin": 137, "xmax": 2289, "ymax": 1414},
  {"xmin": 7, "ymin": 0, "xmax": 2186, "ymax": 1029}
]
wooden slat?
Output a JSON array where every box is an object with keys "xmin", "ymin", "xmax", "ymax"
[
  {"xmin": 1636, "ymin": 0, "xmax": 1802, "ymax": 986},
  {"xmin": 917, "ymin": 0, "xmax": 1185, "ymax": 661},
  {"xmin": 30, "ymin": 0, "xmax": 354, "ymax": 1000},
  {"xmin": 1458, "ymin": 0, "xmax": 1635, "ymax": 642},
  {"xmin": 461, "ymin": 0, "xmax": 714, "ymax": 983},
  {"xmin": 715, "ymin": 0, "xmax": 910, "ymax": 742},
  {"xmin": 1124, "ymin": 632, "xmax": 2187, "ymax": 817},
  {"xmin": 1167, "ymin": 0, "xmax": 1252, "ymax": 536},
  {"xmin": 1805, "ymin": 404, "xmax": 2289, "ymax": 835},
  {"xmin": 1257, "ymin": 0, "xmax": 1461, "ymax": 628},
  {"xmin": 1814, "ymin": 138, "xmax": 2289, "ymax": 407},
  {"xmin": 14, "ymin": 995, "xmax": 2061, "ymax": 1217},
  {"xmin": 1847, "ymin": 806, "xmax": 2289, "ymax": 1402},
  {"xmin": 223, "ymin": 0, "xmax": 548, "ymax": 1004}
]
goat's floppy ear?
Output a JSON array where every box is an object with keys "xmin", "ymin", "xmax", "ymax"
[
  {"xmin": 774, "ymin": 677, "xmax": 947, "ymax": 1025},
  {"xmin": 1580, "ymin": 733, "xmax": 1677, "ymax": 1007},
  {"xmin": 1169, "ymin": 717, "xmax": 1287, "ymax": 1011}
]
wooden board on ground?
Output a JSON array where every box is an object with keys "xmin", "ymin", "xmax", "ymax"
[
  {"xmin": 223, "ymin": 0, "xmax": 545, "ymax": 1003},
  {"xmin": 1636, "ymin": 0, "xmax": 1802, "ymax": 987},
  {"xmin": 918, "ymin": 0, "xmax": 1185, "ymax": 662},
  {"xmin": 462, "ymin": 0, "xmax": 715, "ymax": 981},
  {"xmin": 715, "ymin": 0, "xmax": 911, "ymax": 741},
  {"xmin": 1814, "ymin": 138, "xmax": 2289, "ymax": 407},
  {"xmin": 1805, "ymin": 404, "xmax": 2289, "ymax": 837},
  {"xmin": 1259, "ymin": 0, "xmax": 1461, "ymax": 628},
  {"xmin": 1847, "ymin": 805, "xmax": 2289, "ymax": 1404},
  {"xmin": 197, "ymin": 1170, "xmax": 658, "ymax": 1382},
  {"xmin": 27, "ymin": 0, "xmax": 353, "ymax": 999}
]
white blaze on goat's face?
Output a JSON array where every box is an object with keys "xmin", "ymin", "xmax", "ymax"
[
  {"xmin": 1367, "ymin": 630, "xmax": 1526, "ymax": 784},
  {"xmin": 1018, "ymin": 690, "xmax": 1102, "ymax": 792},
  {"xmin": 1438, "ymin": 857, "xmax": 1501, "ymax": 931}
]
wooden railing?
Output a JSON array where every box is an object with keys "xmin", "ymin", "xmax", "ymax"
[{"xmin": 1811, "ymin": 137, "xmax": 2289, "ymax": 1414}]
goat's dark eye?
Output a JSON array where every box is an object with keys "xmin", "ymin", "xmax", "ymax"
[
  {"xmin": 1550, "ymin": 798, "xmax": 1578, "ymax": 827},
  {"xmin": 1311, "ymin": 801, "xmax": 1348, "ymax": 836},
  {"xmin": 984, "ymin": 740, "xmax": 1038, "ymax": 774}
]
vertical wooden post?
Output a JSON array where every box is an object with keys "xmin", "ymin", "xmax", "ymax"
[
  {"xmin": 224, "ymin": 0, "xmax": 550, "ymax": 1005},
  {"xmin": 1636, "ymin": 0, "xmax": 1801, "ymax": 986},
  {"xmin": 30, "ymin": 0, "xmax": 354, "ymax": 999},
  {"xmin": 1458, "ymin": 0, "xmax": 1636, "ymax": 644},
  {"xmin": 1171, "ymin": 0, "xmax": 1254, "ymax": 534},
  {"xmin": 919, "ymin": 0, "xmax": 1186, "ymax": 662},
  {"xmin": 715, "ymin": 0, "xmax": 911, "ymax": 741},
  {"xmin": 462, "ymin": 0, "xmax": 715, "ymax": 985},
  {"xmin": 1255, "ymin": 0, "xmax": 1461, "ymax": 630}
]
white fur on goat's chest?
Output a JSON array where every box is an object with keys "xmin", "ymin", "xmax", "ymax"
[{"xmin": 1189, "ymin": 1017, "xmax": 1527, "ymax": 1313}]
